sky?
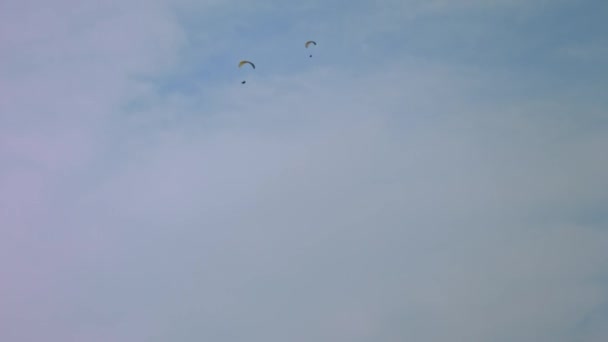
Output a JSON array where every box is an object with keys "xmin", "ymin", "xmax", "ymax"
[{"xmin": 1, "ymin": 0, "xmax": 608, "ymax": 341}]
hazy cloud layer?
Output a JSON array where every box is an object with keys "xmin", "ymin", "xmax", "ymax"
[{"xmin": 1, "ymin": 0, "xmax": 607, "ymax": 341}]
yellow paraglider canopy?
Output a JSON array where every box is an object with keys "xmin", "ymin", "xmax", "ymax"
[{"xmin": 238, "ymin": 60, "xmax": 255, "ymax": 69}]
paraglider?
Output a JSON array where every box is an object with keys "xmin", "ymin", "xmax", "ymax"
[
  {"xmin": 238, "ymin": 60, "xmax": 255, "ymax": 84},
  {"xmin": 305, "ymin": 40, "xmax": 317, "ymax": 57}
]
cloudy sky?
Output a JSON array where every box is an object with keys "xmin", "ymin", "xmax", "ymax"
[{"xmin": 1, "ymin": 0, "xmax": 608, "ymax": 341}]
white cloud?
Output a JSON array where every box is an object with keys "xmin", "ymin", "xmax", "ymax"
[
  {"xmin": 1, "ymin": 1, "xmax": 607, "ymax": 341},
  {"xmin": 56, "ymin": 60, "xmax": 608, "ymax": 341}
]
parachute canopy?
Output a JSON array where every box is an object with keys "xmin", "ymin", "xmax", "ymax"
[
  {"xmin": 305, "ymin": 40, "xmax": 317, "ymax": 48},
  {"xmin": 238, "ymin": 60, "xmax": 255, "ymax": 69}
]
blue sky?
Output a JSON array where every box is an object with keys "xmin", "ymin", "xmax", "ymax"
[
  {"xmin": 143, "ymin": 0, "xmax": 608, "ymax": 115},
  {"xmin": 1, "ymin": 0, "xmax": 608, "ymax": 341}
]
